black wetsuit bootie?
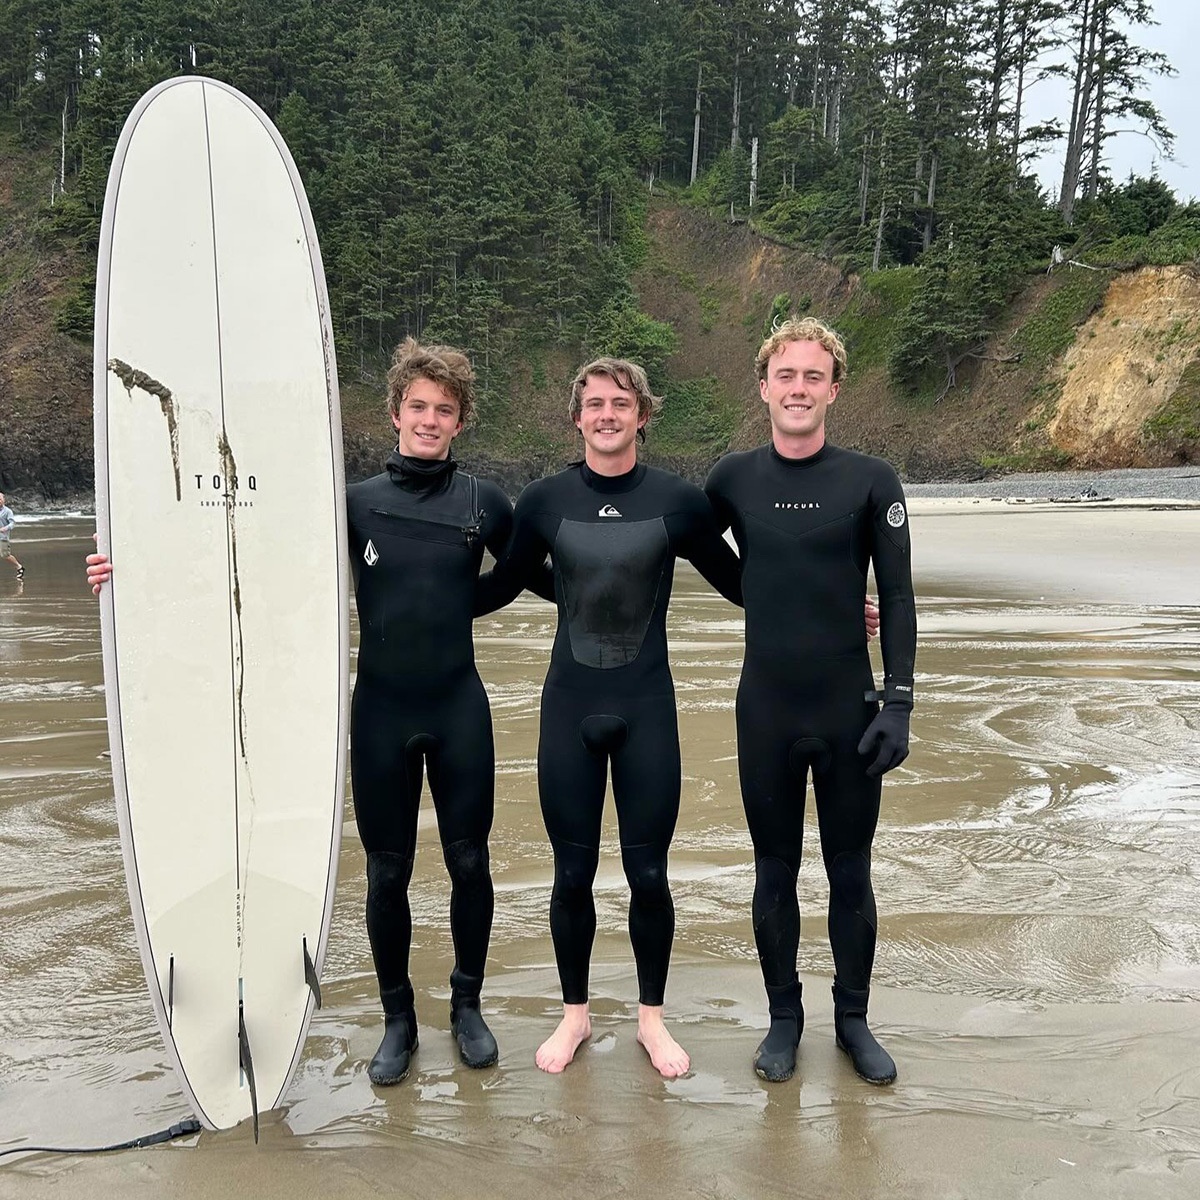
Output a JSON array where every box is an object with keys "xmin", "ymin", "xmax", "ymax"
[
  {"xmin": 450, "ymin": 972, "xmax": 498, "ymax": 1069},
  {"xmin": 832, "ymin": 982, "xmax": 896, "ymax": 1085},
  {"xmin": 369, "ymin": 986, "xmax": 418, "ymax": 1085},
  {"xmin": 754, "ymin": 979, "xmax": 804, "ymax": 1082}
]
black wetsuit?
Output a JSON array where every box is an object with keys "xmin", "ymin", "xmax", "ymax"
[
  {"xmin": 480, "ymin": 461, "xmax": 742, "ymax": 1007},
  {"xmin": 347, "ymin": 451, "xmax": 550, "ymax": 1020},
  {"xmin": 705, "ymin": 442, "xmax": 916, "ymax": 1038}
]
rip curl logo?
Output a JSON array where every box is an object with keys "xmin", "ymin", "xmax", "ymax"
[
  {"xmin": 598, "ymin": 504, "xmax": 622, "ymax": 518},
  {"xmin": 774, "ymin": 501, "xmax": 821, "ymax": 509},
  {"xmin": 887, "ymin": 502, "xmax": 906, "ymax": 528},
  {"xmin": 364, "ymin": 539, "xmax": 379, "ymax": 566}
]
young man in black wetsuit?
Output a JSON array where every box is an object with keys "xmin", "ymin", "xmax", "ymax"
[
  {"xmin": 477, "ymin": 359, "xmax": 745, "ymax": 1079},
  {"xmin": 88, "ymin": 339, "xmax": 552, "ymax": 1086},
  {"xmin": 704, "ymin": 317, "xmax": 916, "ymax": 1086}
]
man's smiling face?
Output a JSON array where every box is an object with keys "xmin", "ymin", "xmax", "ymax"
[{"xmin": 760, "ymin": 338, "xmax": 839, "ymax": 439}]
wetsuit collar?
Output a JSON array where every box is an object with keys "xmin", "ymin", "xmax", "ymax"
[
  {"xmin": 577, "ymin": 459, "xmax": 646, "ymax": 494},
  {"xmin": 768, "ymin": 441, "xmax": 832, "ymax": 470},
  {"xmin": 386, "ymin": 450, "xmax": 458, "ymax": 491}
]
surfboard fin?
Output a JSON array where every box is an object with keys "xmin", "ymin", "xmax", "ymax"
[
  {"xmin": 167, "ymin": 955, "xmax": 175, "ymax": 1028},
  {"xmin": 238, "ymin": 1002, "xmax": 259, "ymax": 1144},
  {"xmin": 303, "ymin": 938, "xmax": 322, "ymax": 1010}
]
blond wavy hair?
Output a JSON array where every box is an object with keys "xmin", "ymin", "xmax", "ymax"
[
  {"xmin": 756, "ymin": 317, "xmax": 848, "ymax": 384},
  {"xmin": 386, "ymin": 337, "xmax": 477, "ymax": 426}
]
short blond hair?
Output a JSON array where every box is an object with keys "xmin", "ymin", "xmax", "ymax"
[
  {"xmin": 386, "ymin": 337, "xmax": 477, "ymax": 426},
  {"xmin": 756, "ymin": 317, "xmax": 848, "ymax": 384},
  {"xmin": 569, "ymin": 358, "xmax": 662, "ymax": 427}
]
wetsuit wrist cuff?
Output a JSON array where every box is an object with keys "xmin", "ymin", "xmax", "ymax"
[{"xmin": 883, "ymin": 681, "xmax": 914, "ymax": 710}]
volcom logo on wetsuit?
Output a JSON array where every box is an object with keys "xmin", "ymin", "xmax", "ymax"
[
  {"xmin": 363, "ymin": 539, "xmax": 379, "ymax": 566},
  {"xmin": 598, "ymin": 504, "xmax": 622, "ymax": 518},
  {"xmin": 886, "ymin": 502, "xmax": 906, "ymax": 528},
  {"xmin": 774, "ymin": 501, "xmax": 821, "ymax": 510}
]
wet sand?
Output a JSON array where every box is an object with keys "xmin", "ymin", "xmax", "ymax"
[{"xmin": 1, "ymin": 510, "xmax": 1198, "ymax": 1198}]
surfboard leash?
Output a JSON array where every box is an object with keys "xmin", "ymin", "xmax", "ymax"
[{"xmin": 0, "ymin": 1118, "xmax": 203, "ymax": 1161}]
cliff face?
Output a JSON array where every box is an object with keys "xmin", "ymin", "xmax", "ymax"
[{"xmin": 3, "ymin": 146, "xmax": 1198, "ymax": 504}]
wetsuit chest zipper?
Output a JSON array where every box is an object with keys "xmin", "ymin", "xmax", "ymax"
[
  {"xmin": 369, "ymin": 479, "xmax": 483, "ymax": 547},
  {"xmin": 369, "ymin": 509, "xmax": 483, "ymax": 547}
]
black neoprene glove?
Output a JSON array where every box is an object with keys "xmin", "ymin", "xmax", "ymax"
[{"xmin": 857, "ymin": 703, "xmax": 910, "ymax": 777}]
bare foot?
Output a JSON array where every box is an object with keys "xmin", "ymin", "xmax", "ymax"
[
  {"xmin": 636, "ymin": 1004, "xmax": 690, "ymax": 1078},
  {"xmin": 535, "ymin": 1003, "xmax": 591, "ymax": 1073}
]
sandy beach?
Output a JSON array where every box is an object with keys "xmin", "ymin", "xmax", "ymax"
[{"xmin": 1, "ymin": 504, "xmax": 1197, "ymax": 1198}]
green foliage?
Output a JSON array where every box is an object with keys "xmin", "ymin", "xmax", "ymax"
[
  {"xmin": 763, "ymin": 292, "xmax": 791, "ymax": 337},
  {"xmin": 1086, "ymin": 209, "xmax": 1200, "ymax": 268},
  {"xmin": 835, "ymin": 266, "xmax": 920, "ymax": 373},
  {"xmin": 756, "ymin": 189, "xmax": 839, "ymax": 244},
  {"xmin": 651, "ymin": 376, "xmax": 739, "ymax": 455},
  {"xmin": 1144, "ymin": 358, "xmax": 1200, "ymax": 445},
  {"xmin": 587, "ymin": 302, "xmax": 678, "ymax": 391},
  {"xmin": 684, "ymin": 148, "xmax": 751, "ymax": 213},
  {"xmin": 978, "ymin": 446, "xmax": 1073, "ymax": 473},
  {"xmin": 53, "ymin": 278, "xmax": 95, "ymax": 341},
  {"xmin": 1013, "ymin": 273, "xmax": 1111, "ymax": 370},
  {"xmin": 1077, "ymin": 174, "xmax": 1177, "ymax": 239}
]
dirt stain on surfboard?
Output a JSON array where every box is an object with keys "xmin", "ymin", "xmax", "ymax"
[
  {"xmin": 218, "ymin": 430, "xmax": 247, "ymax": 760},
  {"xmin": 108, "ymin": 358, "xmax": 182, "ymax": 501}
]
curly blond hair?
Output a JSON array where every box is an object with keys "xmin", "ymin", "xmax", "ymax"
[
  {"xmin": 756, "ymin": 317, "xmax": 848, "ymax": 384},
  {"xmin": 569, "ymin": 358, "xmax": 663, "ymax": 427},
  {"xmin": 386, "ymin": 337, "xmax": 476, "ymax": 426}
]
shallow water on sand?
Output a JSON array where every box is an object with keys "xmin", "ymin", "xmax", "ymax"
[{"xmin": 1, "ymin": 511, "xmax": 1198, "ymax": 1198}]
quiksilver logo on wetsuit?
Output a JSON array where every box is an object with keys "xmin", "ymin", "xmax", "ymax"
[
  {"xmin": 364, "ymin": 539, "xmax": 379, "ymax": 566},
  {"xmin": 598, "ymin": 504, "xmax": 622, "ymax": 518},
  {"xmin": 774, "ymin": 501, "xmax": 821, "ymax": 509},
  {"xmin": 886, "ymin": 502, "xmax": 906, "ymax": 528}
]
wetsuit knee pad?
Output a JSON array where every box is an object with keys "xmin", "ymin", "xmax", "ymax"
[
  {"xmin": 551, "ymin": 840, "xmax": 599, "ymax": 898},
  {"xmin": 788, "ymin": 736, "xmax": 832, "ymax": 778},
  {"xmin": 753, "ymin": 855, "xmax": 799, "ymax": 916},
  {"xmin": 443, "ymin": 837, "xmax": 490, "ymax": 886},
  {"xmin": 366, "ymin": 850, "xmax": 415, "ymax": 914},
  {"xmin": 579, "ymin": 714, "xmax": 628, "ymax": 756},
  {"xmin": 619, "ymin": 843, "xmax": 671, "ymax": 906},
  {"xmin": 828, "ymin": 850, "xmax": 875, "ymax": 927}
]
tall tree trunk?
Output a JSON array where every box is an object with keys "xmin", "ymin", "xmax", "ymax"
[
  {"xmin": 872, "ymin": 184, "xmax": 887, "ymax": 271},
  {"xmin": 924, "ymin": 151, "xmax": 938, "ymax": 252},
  {"xmin": 1011, "ymin": 14, "xmax": 1030, "ymax": 178},
  {"xmin": 831, "ymin": 70, "xmax": 843, "ymax": 151},
  {"xmin": 1085, "ymin": 1, "xmax": 1109, "ymax": 201},
  {"xmin": 860, "ymin": 132, "xmax": 873, "ymax": 226},
  {"xmin": 731, "ymin": 52, "xmax": 741, "ymax": 150},
  {"xmin": 690, "ymin": 63, "xmax": 703, "ymax": 185},
  {"xmin": 986, "ymin": 0, "xmax": 1010, "ymax": 149},
  {"xmin": 1060, "ymin": 0, "xmax": 1096, "ymax": 224},
  {"xmin": 60, "ymin": 91, "xmax": 68, "ymax": 188}
]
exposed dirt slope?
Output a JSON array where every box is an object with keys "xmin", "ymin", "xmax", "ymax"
[{"xmin": 1048, "ymin": 266, "xmax": 1200, "ymax": 466}]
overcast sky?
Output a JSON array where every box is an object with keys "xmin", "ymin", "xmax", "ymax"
[{"xmin": 1024, "ymin": 0, "xmax": 1196, "ymax": 202}]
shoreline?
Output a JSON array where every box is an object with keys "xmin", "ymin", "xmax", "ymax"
[{"xmin": 5, "ymin": 462, "xmax": 1200, "ymax": 515}]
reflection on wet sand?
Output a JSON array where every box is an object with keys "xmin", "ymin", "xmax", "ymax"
[{"xmin": 1, "ymin": 511, "xmax": 1198, "ymax": 1198}]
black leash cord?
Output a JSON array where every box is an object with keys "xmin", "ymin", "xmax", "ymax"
[{"xmin": 0, "ymin": 1118, "xmax": 202, "ymax": 1159}]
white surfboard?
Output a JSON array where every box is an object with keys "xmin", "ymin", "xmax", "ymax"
[{"xmin": 93, "ymin": 76, "xmax": 348, "ymax": 1133}]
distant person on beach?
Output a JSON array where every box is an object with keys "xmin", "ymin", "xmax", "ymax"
[
  {"xmin": 705, "ymin": 317, "xmax": 916, "ymax": 1086},
  {"xmin": 0, "ymin": 494, "xmax": 24, "ymax": 580},
  {"xmin": 88, "ymin": 339, "xmax": 553, "ymax": 1087}
]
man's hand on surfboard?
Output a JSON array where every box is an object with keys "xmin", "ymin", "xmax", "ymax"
[{"xmin": 86, "ymin": 533, "xmax": 112, "ymax": 595}]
